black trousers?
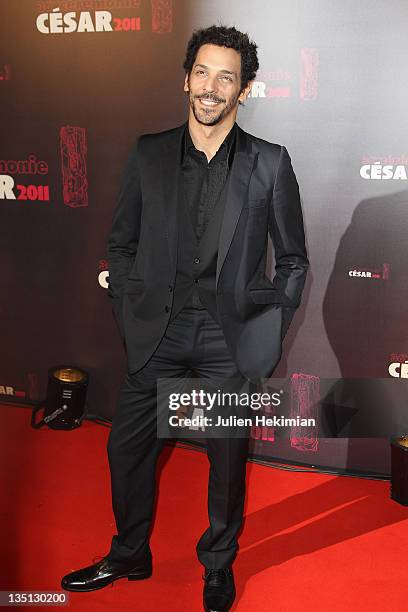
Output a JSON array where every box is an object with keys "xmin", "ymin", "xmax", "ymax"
[{"xmin": 106, "ymin": 305, "xmax": 250, "ymax": 569}]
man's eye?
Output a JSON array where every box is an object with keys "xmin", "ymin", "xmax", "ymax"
[
  {"xmin": 221, "ymin": 76, "xmax": 232, "ymax": 82},
  {"xmin": 196, "ymin": 70, "xmax": 205, "ymax": 75}
]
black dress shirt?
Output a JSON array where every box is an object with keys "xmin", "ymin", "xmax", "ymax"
[{"xmin": 181, "ymin": 123, "xmax": 237, "ymax": 241}]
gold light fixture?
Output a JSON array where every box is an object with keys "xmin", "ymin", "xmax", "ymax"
[
  {"xmin": 53, "ymin": 367, "xmax": 86, "ymax": 383},
  {"xmin": 31, "ymin": 365, "xmax": 89, "ymax": 430}
]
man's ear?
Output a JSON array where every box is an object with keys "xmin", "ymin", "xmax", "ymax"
[
  {"xmin": 183, "ymin": 73, "xmax": 190, "ymax": 93},
  {"xmin": 238, "ymin": 80, "xmax": 253, "ymax": 104}
]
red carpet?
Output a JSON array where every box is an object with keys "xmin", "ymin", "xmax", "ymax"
[{"xmin": 1, "ymin": 402, "xmax": 408, "ymax": 611}]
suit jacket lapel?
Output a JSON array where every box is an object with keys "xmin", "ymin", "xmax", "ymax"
[
  {"xmin": 216, "ymin": 126, "xmax": 256, "ymax": 286},
  {"xmin": 159, "ymin": 122, "xmax": 187, "ymax": 272}
]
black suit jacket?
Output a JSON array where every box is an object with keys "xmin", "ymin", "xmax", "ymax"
[{"xmin": 107, "ymin": 121, "xmax": 309, "ymax": 381}]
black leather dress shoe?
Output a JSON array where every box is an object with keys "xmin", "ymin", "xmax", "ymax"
[
  {"xmin": 203, "ymin": 567, "xmax": 236, "ymax": 612},
  {"xmin": 61, "ymin": 555, "xmax": 152, "ymax": 592}
]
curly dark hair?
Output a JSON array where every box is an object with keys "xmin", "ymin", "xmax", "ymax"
[{"xmin": 183, "ymin": 24, "xmax": 259, "ymax": 92}]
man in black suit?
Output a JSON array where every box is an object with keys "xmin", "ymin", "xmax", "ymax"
[{"xmin": 62, "ymin": 25, "xmax": 309, "ymax": 611}]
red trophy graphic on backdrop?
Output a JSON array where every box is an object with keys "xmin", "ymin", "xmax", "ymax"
[
  {"xmin": 151, "ymin": 0, "xmax": 172, "ymax": 33},
  {"xmin": 300, "ymin": 48, "xmax": 319, "ymax": 100},
  {"xmin": 290, "ymin": 373, "xmax": 320, "ymax": 451},
  {"xmin": 60, "ymin": 126, "xmax": 88, "ymax": 208}
]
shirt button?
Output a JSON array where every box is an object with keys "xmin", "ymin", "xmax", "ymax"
[
  {"xmin": 164, "ymin": 306, "xmax": 170, "ymax": 313},
  {"xmin": 194, "ymin": 258, "xmax": 200, "ymax": 264}
]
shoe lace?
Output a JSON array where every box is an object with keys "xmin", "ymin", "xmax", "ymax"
[
  {"xmin": 203, "ymin": 568, "xmax": 230, "ymax": 586},
  {"xmin": 90, "ymin": 555, "xmax": 115, "ymax": 588}
]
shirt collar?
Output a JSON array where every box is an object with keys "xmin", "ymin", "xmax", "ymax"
[{"xmin": 182, "ymin": 122, "xmax": 237, "ymax": 169}]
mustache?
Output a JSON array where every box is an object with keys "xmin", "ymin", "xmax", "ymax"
[{"xmin": 195, "ymin": 94, "xmax": 225, "ymax": 104}]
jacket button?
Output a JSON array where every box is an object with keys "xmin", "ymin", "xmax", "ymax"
[
  {"xmin": 194, "ymin": 257, "xmax": 200, "ymax": 264},
  {"xmin": 168, "ymin": 285, "xmax": 173, "ymax": 292},
  {"xmin": 165, "ymin": 306, "xmax": 170, "ymax": 313}
]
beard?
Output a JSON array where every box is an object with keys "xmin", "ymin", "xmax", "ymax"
[{"xmin": 188, "ymin": 90, "xmax": 240, "ymax": 126}]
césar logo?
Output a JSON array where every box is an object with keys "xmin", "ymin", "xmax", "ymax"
[
  {"xmin": 389, "ymin": 361, "xmax": 408, "ymax": 378},
  {"xmin": 360, "ymin": 162, "xmax": 407, "ymax": 180}
]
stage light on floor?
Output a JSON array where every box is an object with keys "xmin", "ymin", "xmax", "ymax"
[
  {"xmin": 31, "ymin": 365, "xmax": 89, "ymax": 430},
  {"xmin": 390, "ymin": 435, "xmax": 408, "ymax": 506}
]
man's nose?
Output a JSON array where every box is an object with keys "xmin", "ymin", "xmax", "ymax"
[{"xmin": 203, "ymin": 74, "xmax": 218, "ymax": 93}]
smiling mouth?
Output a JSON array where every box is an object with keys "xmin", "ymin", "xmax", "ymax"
[{"xmin": 198, "ymin": 98, "xmax": 222, "ymax": 107}]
